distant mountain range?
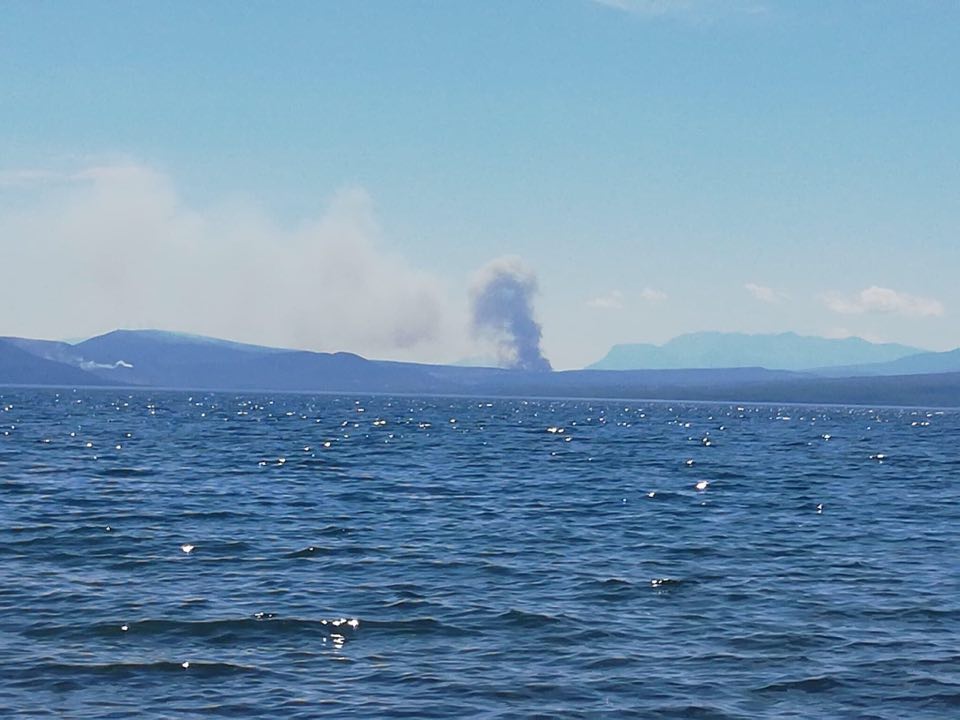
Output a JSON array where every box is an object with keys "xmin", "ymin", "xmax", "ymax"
[
  {"xmin": 2, "ymin": 329, "xmax": 960, "ymax": 407},
  {"xmin": 0, "ymin": 339, "xmax": 106, "ymax": 387},
  {"xmin": 815, "ymin": 348, "xmax": 960, "ymax": 377},
  {"xmin": 588, "ymin": 332, "xmax": 926, "ymax": 371}
]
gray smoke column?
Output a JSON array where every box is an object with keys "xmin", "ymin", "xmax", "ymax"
[{"xmin": 470, "ymin": 257, "xmax": 552, "ymax": 372}]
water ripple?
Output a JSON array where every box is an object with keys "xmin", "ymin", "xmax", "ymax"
[{"xmin": 0, "ymin": 389, "xmax": 958, "ymax": 718}]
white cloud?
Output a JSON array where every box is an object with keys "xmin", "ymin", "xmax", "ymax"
[
  {"xmin": 0, "ymin": 164, "xmax": 130, "ymax": 189},
  {"xmin": 590, "ymin": 0, "xmax": 766, "ymax": 19},
  {"xmin": 823, "ymin": 327, "xmax": 888, "ymax": 344},
  {"xmin": 744, "ymin": 282, "xmax": 785, "ymax": 304},
  {"xmin": 0, "ymin": 168, "xmax": 80, "ymax": 189},
  {"xmin": 0, "ymin": 162, "xmax": 469, "ymax": 361},
  {"xmin": 822, "ymin": 286, "xmax": 945, "ymax": 318},
  {"xmin": 587, "ymin": 290, "xmax": 625, "ymax": 310},
  {"xmin": 592, "ymin": 0, "xmax": 693, "ymax": 14},
  {"xmin": 822, "ymin": 327, "xmax": 853, "ymax": 340},
  {"xmin": 587, "ymin": 287, "xmax": 666, "ymax": 309},
  {"xmin": 640, "ymin": 287, "xmax": 668, "ymax": 302}
]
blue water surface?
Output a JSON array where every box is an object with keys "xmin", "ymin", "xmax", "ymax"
[{"xmin": 1, "ymin": 389, "xmax": 958, "ymax": 718}]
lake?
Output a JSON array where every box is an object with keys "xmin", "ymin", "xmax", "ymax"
[{"xmin": 1, "ymin": 389, "xmax": 958, "ymax": 718}]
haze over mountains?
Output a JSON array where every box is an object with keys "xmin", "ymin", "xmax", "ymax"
[
  {"xmin": 588, "ymin": 332, "xmax": 926, "ymax": 371},
  {"xmin": 815, "ymin": 348, "xmax": 960, "ymax": 378},
  {"xmin": 2, "ymin": 329, "xmax": 960, "ymax": 407}
]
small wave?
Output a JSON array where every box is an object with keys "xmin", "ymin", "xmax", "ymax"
[
  {"xmin": 583, "ymin": 655, "xmax": 637, "ymax": 670},
  {"xmin": 284, "ymin": 544, "xmax": 374, "ymax": 560},
  {"xmin": 24, "ymin": 616, "xmax": 361, "ymax": 642},
  {"xmin": 887, "ymin": 691, "xmax": 960, "ymax": 708},
  {"xmin": 576, "ymin": 576, "xmax": 642, "ymax": 602},
  {"xmin": 20, "ymin": 660, "xmax": 257, "ymax": 679},
  {"xmin": 650, "ymin": 577, "xmax": 684, "ymax": 589},
  {"xmin": 180, "ymin": 509, "xmax": 249, "ymax": 520},
  {"xmin": 494, "ymin": 609, "xmax": 568, "ymax": 629},
  {"xmin": 597, "ymin": 577, "xmax": 634, "ymax": 588},
  {"xmin": 94, "ymin": 467, "xmax": 158, "ymax": 478},
  {"xmin": 710, "ymin": 470, "xmax": 747, "ymax": 480},
  {"xmin": 315, "ymin": 523, "xmax": 356, "ymax": 535},
  {"xmin": 864, "ymin": 606, "xmax": 960, "ymax": 621},
  {"xmin": 755, "ymin": 675, "xmax": 847, "ymax": 693},
  {"xmin": 360, "ymin": 617, "xmax": 472, "ymax": 637},
  {"xmin": 478, "ymin": 561, "xmax": 518, "ymax": 576},
  {"xmin": 652, "ymin": 704, "xmax": 743, "ymax": 719},
  {"xmin": 285, "ymin": 545, "xmax": 331, "ymax": 558},
  {"xmin": 381, "ymin": 598, "xmax": 434, "ymax": 611},
  {"xmin": 730, "ymin": 631, "xmax": 840, "ymax": 651}
]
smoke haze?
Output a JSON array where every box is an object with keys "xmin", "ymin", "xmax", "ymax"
[
  {"xmin": 0, "ymin": 163, "xmax": 468, "ymax": 362},
  {"xmin": 470, "ymin": 257, "xmax": 552, "ymax": 372}
]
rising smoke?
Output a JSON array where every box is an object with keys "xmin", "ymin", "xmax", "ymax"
[
  {"xmin": 470, "ymin": 257, "xmax": 552, "ymax": 372},
  {"xmin": 0, "ymin": 164, "xmax": 454, "ymax": 361}
]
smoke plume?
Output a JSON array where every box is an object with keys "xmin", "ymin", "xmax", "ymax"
[
  {"xmin": 470, "ymin": 257, "xmax": 552, "ymax": 372},
  {"xmin": 0, "ymin": 163, "xmax": 460, "ymax": 362}
]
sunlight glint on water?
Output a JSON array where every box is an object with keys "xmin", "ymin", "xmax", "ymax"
[{"xmin": 0, "ymin": 389, "xmax": 958, "ymax": 718}]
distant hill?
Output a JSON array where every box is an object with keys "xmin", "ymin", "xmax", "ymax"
[
  {"xmin": 815, "ymin": 348, "xmax": 960, "ymax": 377},
  {"xmin": 0, "ymin": 329, "xmax": 807, "ymax": 395},
  {"xmin": 588, "ymin": 332, "xmax": 924, "ymax": 371},
  {"xmin": 3, "ymin": 328, "xmax": 960, "ymax": 407},
  {"xmin": 0, "ymin": 338, "xmax": 116, "ymax": 387},
  {"xmin": 71, "ymin": 329, "xmax": 287, "ymax": 387}
]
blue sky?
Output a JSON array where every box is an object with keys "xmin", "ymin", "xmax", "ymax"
[{"xmin": 1, "ymin": 0, "xmax": 958, "ymax": 368}]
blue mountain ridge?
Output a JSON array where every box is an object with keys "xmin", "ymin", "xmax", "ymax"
[
  {"xmin": 588, "ymin": 331, "xmax": 924, "ymax": 371},
  {"xmin": 813, "ymin": 348, "xmax": 960, "ymax": 377},
  {"xmin": 2, "ymin": 329, "xmax": 960, "ymax": 407},
  {"xmin": 0, "ymin": 339, "xmax": 119, "ymax": 387}
]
